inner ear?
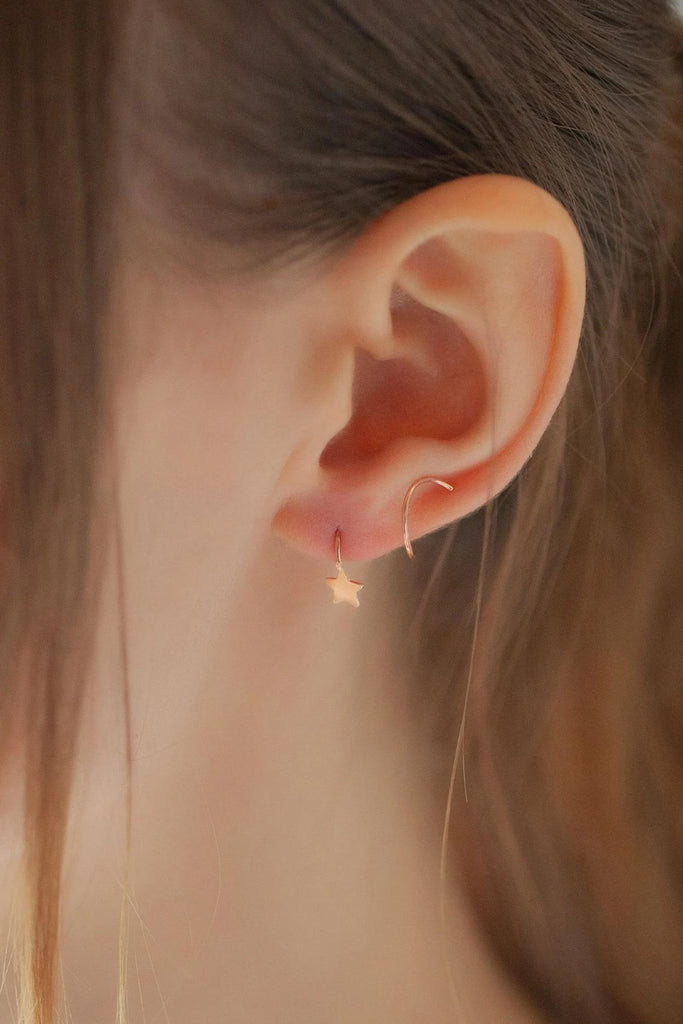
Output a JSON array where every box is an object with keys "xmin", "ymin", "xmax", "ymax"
[{"xmin": 319, "ymin": 285, "xmax": 487, "ymax": 470}]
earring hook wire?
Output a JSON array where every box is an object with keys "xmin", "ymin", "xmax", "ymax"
[{"xmin": 402, "ymin": 477, "xmax": 454, "ymax": 559}]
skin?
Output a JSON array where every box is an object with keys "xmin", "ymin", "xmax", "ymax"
[{"xmin": 1, "ymin": 174, "xmax": 585, "ymax": 1022}]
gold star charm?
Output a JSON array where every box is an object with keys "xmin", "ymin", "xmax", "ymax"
[
  {"xmin": 325, "ymin": 528, "xmax": 364, "ymax": 608},
  {"xmin": 326, "ymin": 567, "xmax": 364, "ymax": 607}
]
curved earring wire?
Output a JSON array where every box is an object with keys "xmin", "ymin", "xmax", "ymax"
[
  {"xmin": 402, "ymin": 476, "xmax": 454, "ymax": 559},
  {"xmin": 335, "ymin": 527, "xmax": 343, "ymax": 571},
  {"xmin": 325, "ymin": 527, "xmax": 364, "ymax": 607}
]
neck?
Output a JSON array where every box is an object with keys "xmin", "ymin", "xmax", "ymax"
[{"xmin": 62, "ymin": 527, "xmax": 539, "ymax": 1023}]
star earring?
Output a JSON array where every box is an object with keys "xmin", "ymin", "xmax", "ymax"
[
  {"xmin": 325, "ymin": 476, "xmax": 454, "ymax": 606},
  {"xmin": 325, "ymin": 528, "xmax": 364, "ymax": 607}
]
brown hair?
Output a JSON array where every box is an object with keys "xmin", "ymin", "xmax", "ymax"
[{"xmin": 2, "ymin": 1, "xmax": 682, "ymax": 1021}]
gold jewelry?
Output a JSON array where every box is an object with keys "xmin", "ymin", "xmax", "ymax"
[
  {"xmin": 325, "ymin": 476, "xmax": 453, "ymax": 605},
  {"xmin": 325, "ymin": 528, "xmax": 364, "ymax": 607},
  {"xmin": 402, "ymin": 476, "xmax": 454, "ymax": 559}
]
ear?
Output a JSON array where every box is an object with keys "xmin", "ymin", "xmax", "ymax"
[{"xmin": 271, "ymin": 174, "xmax": 586, "ymax": 563}]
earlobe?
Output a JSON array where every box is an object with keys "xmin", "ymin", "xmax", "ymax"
[{"xmin": 272, "ymin": 174, "xmax": 586, "ymax": 564}]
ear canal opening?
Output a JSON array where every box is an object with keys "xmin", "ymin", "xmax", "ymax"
[{"xmin": 319, "ymin": 289, "xmax": 487, "ymax": 471}]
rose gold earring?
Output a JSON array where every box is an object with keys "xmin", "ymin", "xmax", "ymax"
[
  {"xmin": 325, "ymin": 528, "xmax": 364, "ymax": 608},
  {"xmin": 402, "ymin": 476, "xmax": 454, "ymax": 559},
  {"xmin": 325, "ymin": 477, "xmax": 453, "ymax": 607}
]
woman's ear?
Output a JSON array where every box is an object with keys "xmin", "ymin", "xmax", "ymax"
[{"xmin": 272, "ymin": 173, "xmax": 586, "ymax": 562}]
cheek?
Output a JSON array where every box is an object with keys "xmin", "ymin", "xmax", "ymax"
[
  {"xmin": 112, "ymin": 287, "xmax": 297, "ymax": 549},
  {"xmin": 105, "ymin": 270, "xmax": 303, "ymax": 671}
]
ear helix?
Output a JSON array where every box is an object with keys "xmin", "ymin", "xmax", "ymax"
[{"xmin": 325, "ymin": 476, "xmax": 454, "ymax": 607}]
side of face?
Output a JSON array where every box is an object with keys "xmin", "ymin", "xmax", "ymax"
[{"xmin": 105, "ymin": 171, "xmax": 585, "ymax": 630}]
